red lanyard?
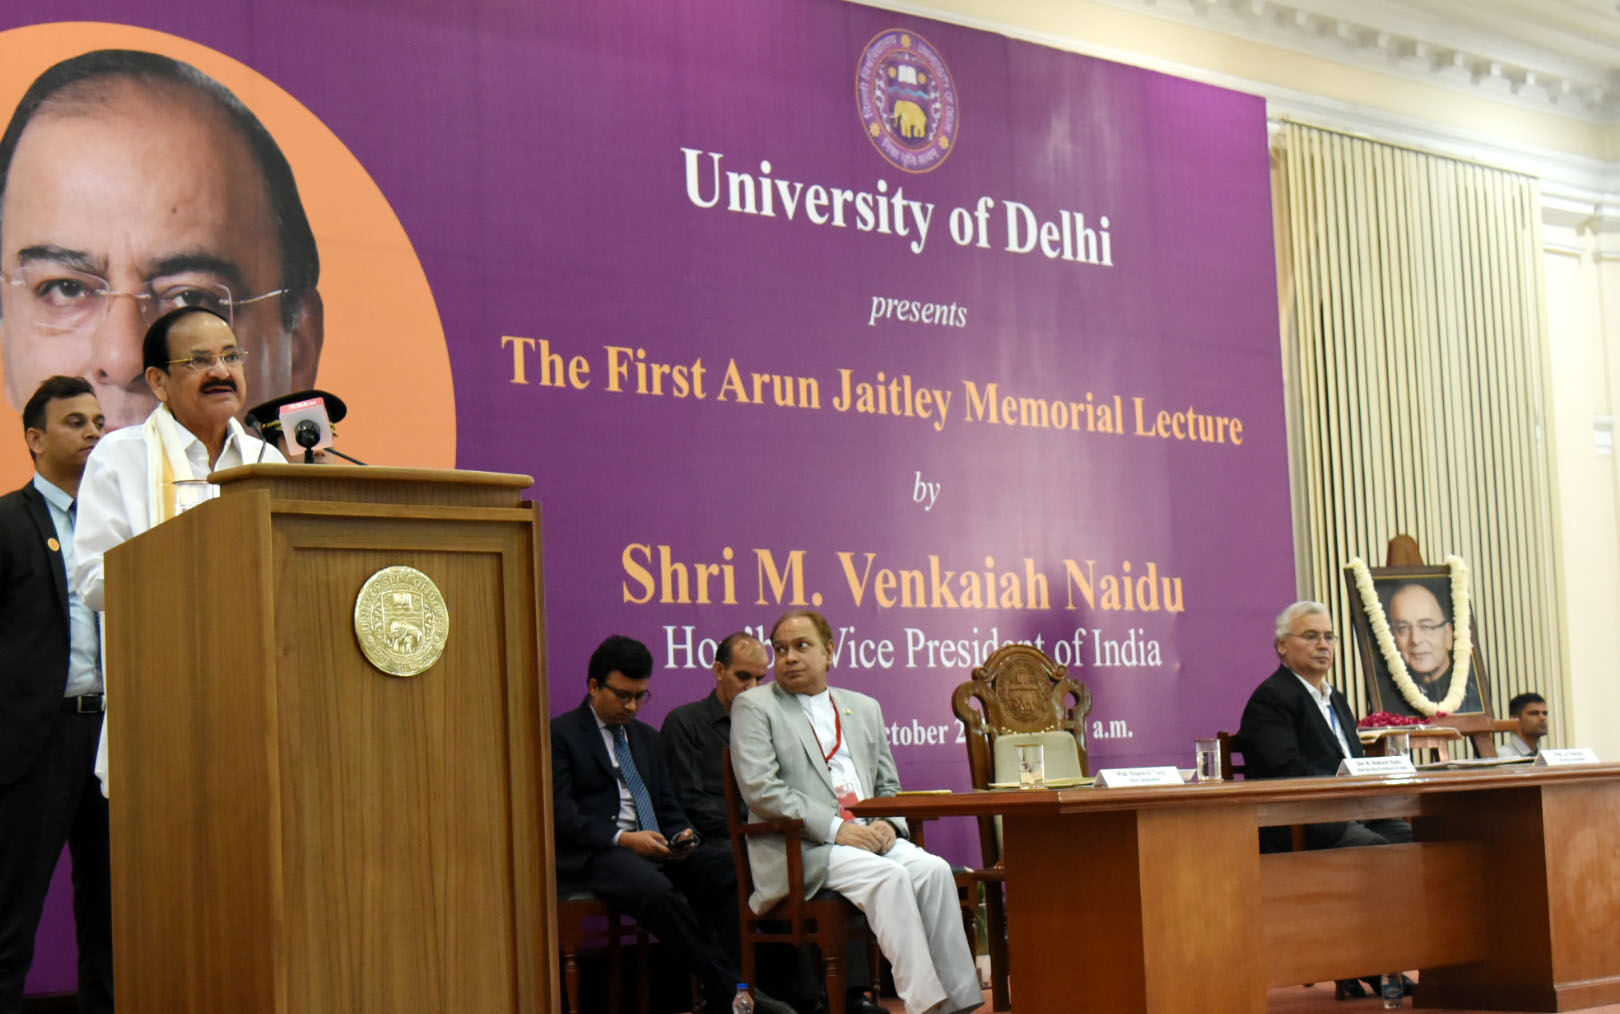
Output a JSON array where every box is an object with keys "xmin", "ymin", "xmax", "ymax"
[{"xmin": 813, "ymin": 693, "xmax": 843, "ymax": 764}]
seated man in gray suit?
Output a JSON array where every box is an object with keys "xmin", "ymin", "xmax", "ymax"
[{"xmin": 730, "ymin": 610, "xmax": 981, "ymax": 1014}]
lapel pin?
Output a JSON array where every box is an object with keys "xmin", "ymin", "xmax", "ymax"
[{"xmin": 47, "ymin": 537, "xmax": 60, "ymax": 552}]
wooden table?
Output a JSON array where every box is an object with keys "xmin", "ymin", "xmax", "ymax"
[
  {"xmin": 853, "ymin": 764, "xmax": 1620, "ymax": 1013},
  {"xmin": 1360, "ymin": 725, "xmax": 1467, "ymax": 762}
]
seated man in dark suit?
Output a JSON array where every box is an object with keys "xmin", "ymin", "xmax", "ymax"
[
  {"xmin": 1237, "ymin": 600, "xmax": 1413, "ymax": 849},
  {"xmin": 1236, "ymin": 600, "xmax": 1413, "ymax": 998},
  {"xmin": 552, "ymin": 634, "xmax": 791, "ymax": 1014}
]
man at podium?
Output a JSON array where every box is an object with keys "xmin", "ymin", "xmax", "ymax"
[{"xmin": 72, "ymin": 306, "xmax": 284, "ymax": 791}]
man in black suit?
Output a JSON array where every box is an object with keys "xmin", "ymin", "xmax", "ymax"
[
  {"xmin": 0, "ymin": 375, "xmax": 112, "ymax": 1013},
  {"xmin": 1237, "ymin": 599, "xmax": 1413, "ymax": 850},
  {"xmin": 551, "ymin": 635, "xmax": 791, "ymax": 1014},
  {"xmin": 1236, "ymin": 599, "xmax": 1414, "ymax": 1000}
]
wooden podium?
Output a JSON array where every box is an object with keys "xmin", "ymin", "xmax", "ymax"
[{"xmin": 102, "ymin": 465, "xmax": 557, "ymax": 1012}]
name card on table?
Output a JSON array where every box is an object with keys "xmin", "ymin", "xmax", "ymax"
[
  {"xmin": 1535, "ymin": 748, "xmax": 1601, "ymax": 766},
  {"xmin": 1094, "ymin": 766, "xmax": 1184, "ymax": 788},
  {"xmin": 1337, "ymin": 755, "xmax": 1417, "ymax": 777}
]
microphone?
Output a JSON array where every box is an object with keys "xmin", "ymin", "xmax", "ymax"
[
  {"xmin": 243, "ymin": 415, "xmax": 272, "ymax": 464},
  {"xmin": 294, "ymin": 419, "xmax": 321, "ymax": 463},
  {"xmin": 242, "ymin": 390, "xmax": 367, "ymax": 465}
]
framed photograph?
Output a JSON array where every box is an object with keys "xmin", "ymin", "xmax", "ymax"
[{"xmin": 1343, "ymin": 563, "xmax": 1491, "ymax": 718}]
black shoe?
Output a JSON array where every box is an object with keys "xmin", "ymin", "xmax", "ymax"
[
  {"xmin": 1335, "ymin": 978, "xmax": 1367, "ymax": 1000},
  {"xmin": 845, "ymin": 992, "xmax": 887, "ymax": 1014}
]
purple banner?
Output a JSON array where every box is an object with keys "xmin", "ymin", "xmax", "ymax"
[{"xmin": 1, "ymin": 0, "xmax": 1294, "ymax": 993}]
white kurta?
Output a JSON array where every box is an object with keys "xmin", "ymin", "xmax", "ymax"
[{"xmin": 74, "ymin": 410, "xmax": 284, "ymax": 794}]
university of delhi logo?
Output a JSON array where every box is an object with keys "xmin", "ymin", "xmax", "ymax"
[{"xmin": 856, "ymin": 29, "xmax": 957, "ymax": 174}]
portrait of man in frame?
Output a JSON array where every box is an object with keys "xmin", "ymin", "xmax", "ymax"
[{"xmin": 1345, "ymin": 563, "xmax": 1490, "ymax": 718}]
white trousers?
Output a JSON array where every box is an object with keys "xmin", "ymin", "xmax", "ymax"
[{"xmin": 824, "ymin": 838, "xmax": 982, "ymax": 1014}]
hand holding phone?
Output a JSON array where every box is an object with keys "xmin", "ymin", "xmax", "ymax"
[{"xmin": 669, "ymin": 829, "xmax": 700, "ymax": 855}]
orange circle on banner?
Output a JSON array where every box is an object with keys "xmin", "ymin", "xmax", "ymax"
[{"xmin": 0, "ymin": 22, "xmax": 454, "ymax": 485}]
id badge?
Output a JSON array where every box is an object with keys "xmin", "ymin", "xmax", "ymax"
[{"xmin": 834, "ymin": 780, "xmax": 860, "ymax": 821}]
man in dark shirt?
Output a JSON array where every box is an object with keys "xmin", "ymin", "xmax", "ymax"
[{"xmin": 662, "ymin": 631, "xmax": 769, "ymax": 840}]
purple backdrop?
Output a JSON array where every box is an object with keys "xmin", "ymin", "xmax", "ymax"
[{"xmin": 5, "ymin": 0, "xmax": 1295, "ymax": 994}]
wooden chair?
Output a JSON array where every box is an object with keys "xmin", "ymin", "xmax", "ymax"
[
  {"xmin": 555, "ymin": 892, "xmax": 649, "ymax": 1014},
  {"xmin": 1217, "ymin": 731, "xmax": 1308, "ymax": 852},
  {"xmin": 1216, "ymin": 729, "xmax": 1252, "ymax": 780},
  {"xmin": 721, "ymin": 748, "xmax": 880, "ymax": 1014},
  {"xmin": 952, "ymin": 643, "xmax": 1093, "ymax": 1012}
]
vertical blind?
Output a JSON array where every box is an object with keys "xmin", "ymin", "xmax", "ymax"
[{"xmin": 1272, "ymin": 121, "xmax": 1562, "ymax": 731}]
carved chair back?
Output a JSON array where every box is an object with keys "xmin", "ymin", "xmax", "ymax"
[{"xmin": 951, "ymin": 644, "xmax": 1092, "ymax": 859}]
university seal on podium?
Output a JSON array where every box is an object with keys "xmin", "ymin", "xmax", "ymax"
[{"xmin": 353, "ymin": 566, "xmax": 449, "ymax": 677}]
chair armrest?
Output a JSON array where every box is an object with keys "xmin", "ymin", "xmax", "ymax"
[{"xmin": 739, "ymin": 817, "xmax": 805, "ymax": 837}]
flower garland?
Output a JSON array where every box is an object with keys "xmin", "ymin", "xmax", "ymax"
[
  {"xmin": 1345, "ymin": 556, "xmax": 1472, "ymax": 717},
  {"xmin": 1357, "ymin": 711, "xmax": 1430, "ymax": 729}
]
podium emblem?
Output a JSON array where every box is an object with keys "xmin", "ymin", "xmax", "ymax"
[{"xmin": 354, "ymin": 566, "xmax": 450, "ymax": 676}]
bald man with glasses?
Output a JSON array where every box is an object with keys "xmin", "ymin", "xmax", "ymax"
[{"xmin": 0, "ymin": 48, "xmax": 322, "ymax": 431}]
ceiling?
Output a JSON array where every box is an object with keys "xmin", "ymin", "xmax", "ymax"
[{"xmin": 1090, "ymin": 0, "xmax": 1620, "ymax": 122}]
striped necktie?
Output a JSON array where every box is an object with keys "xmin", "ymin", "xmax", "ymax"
[{"xmin": 612, "ymin": 726, "xmax": 661, "ymax": 835}]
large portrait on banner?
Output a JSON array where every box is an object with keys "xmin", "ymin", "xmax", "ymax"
[
  {"xmin": 1344, "ymin": 560, "xmax": 1491, "ymax": 718},
  {"xmin": 0, "ymin": 22, "xmax": 455, "ymax": 484}
]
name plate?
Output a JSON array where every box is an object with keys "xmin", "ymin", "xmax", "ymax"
[
  {"xmin": 1094, "ymin": 766, "xmax": 1183, "ymax": 788},
  {"xmin": 1337, "ymin": 755, "xmax": 1417, "ymax": 777},
  {"xmin": 1534, "ymin": 747, "xmax": 1600, "ymax": 766}
]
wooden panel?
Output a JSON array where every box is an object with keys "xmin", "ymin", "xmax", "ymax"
[
  {"xmin": 213, "ymin": 463, "xmax": 532, "ymax": 509},
  {"xmin": 1255, "ymin": 791, "xmax": 1418, "ymax": 826},
  {"xmin": 1135, "ymin": 807, "xmax": 1264, "ymax": 1012},
  {"xmin": 1544, "ymin": 782, "xmax": 1620, "ymax": 985},
  {"xmin": 107, "ymin": 491, "xmax": 280, "ymax": 1012},
  {"xmin": 1416, "ymin": 785, "xmax": 1553, "ymax": 1010},
  {"xmin": 105, "ymin": 479, "xmax": 555, "ymax": 1013},
  {"xmin": 1001, "ymin": 811, "xmax": 1148, "ymax": 1014},
  {"xmin": 1000, "ymin": 806, "xmax": 1263, "ymax": 1014},
  {"xmin": 273, "ymin": 520, "xmax": 533, "ymax": 1010},
  {"xmin": 1261, "ymin": 842, "xmax": 1486, "ymax": 985},
  {"xmin": 856, "ymin": 766, "xmax": 1620, "ymax": 1014},
  {"xmin": 1419, "ymin": 781, "xmax": 1620, "ymax": 1011}
]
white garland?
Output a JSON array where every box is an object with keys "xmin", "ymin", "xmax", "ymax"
[{"xmin": 1345, "ymin": 556, "xmax": 1473, "ymax": 717}]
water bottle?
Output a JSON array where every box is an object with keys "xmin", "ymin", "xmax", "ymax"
[
  {"xmin": 732, "ymin": 983, "xmax": 754, "ymax": 1014},
  {"xmin": 1381, "ymin": 971, "xmax": 1403, "ymax": 1008}
]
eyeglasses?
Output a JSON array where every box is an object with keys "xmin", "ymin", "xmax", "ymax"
[
  {"xmin": 0, "ymin": 263, "xmax": 287, "ymax": 333},
  {"xmin": 168, "ymin": 348, "xmax": 250, "ymax": 372},
  {"xmin": 1390, "ymin": 620, "xmax": 1449, "ymax": 638},
  {"xmin": 1292, "ymin": 631, "xmax": 1336, "ymax": 644},
  {"xmin": 599, "ymin": 684, "xmax": 651, "ymax": 705}
]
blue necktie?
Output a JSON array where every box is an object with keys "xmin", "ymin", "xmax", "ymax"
[{"xmin": 612, "ymin": 726, "xmax": 661, "ymax": 836}]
